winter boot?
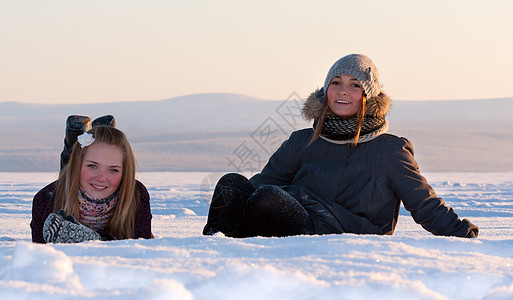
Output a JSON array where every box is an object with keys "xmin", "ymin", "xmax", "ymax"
[
  {"xmin": 60, "ymin": 115, "xmax": 92, "ymax": 170},
  {"xmin": 43, "ymin": 209, "xmax": 102, "ymax": 243},
  {"xmin": 92, "ymin": 115, "xmax": 116, "ymax": 128}
]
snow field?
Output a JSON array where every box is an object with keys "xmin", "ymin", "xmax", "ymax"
[{"xmin": 0, "ymin": 172, "xmax": 512, "ymax": 299}]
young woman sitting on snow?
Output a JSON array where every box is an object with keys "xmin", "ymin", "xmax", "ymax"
[
  {"xmin": 203, "ymin": 54, "xmax": 478, "ymax": 238},
  {"xmin": 31, "ymin": 120, "xmax": 152, "ymax": 243}
]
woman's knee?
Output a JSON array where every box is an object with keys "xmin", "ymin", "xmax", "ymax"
[
  {"xmin": 216, "ymin": 173, "xmax": 254, "ymax": 191},
  {"xmin": 243, "ymin": 186, "xmax": 314, "ymax": 237},
  {"xmin": 247, "ymin": 185, "xmax": 295, "ymax": 209}
]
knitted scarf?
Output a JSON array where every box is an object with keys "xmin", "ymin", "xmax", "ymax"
[
  {"xmin": 78, "ymin": 189, "xmax": 118, "ymax": 231},
  {"xmin": 313, "ymin": 115, "xmax": 388, "ymax": 144}
]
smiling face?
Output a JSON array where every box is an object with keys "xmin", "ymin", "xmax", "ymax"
[
  {"xmin": 326, "ymin": 75, "xmax": 364, "ymax": 118},
  {"xmin": 80, "ymin": 141, "xmax": 123, "ymax": 199}
]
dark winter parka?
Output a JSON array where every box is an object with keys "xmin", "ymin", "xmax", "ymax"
[{"xmin": 249, "ymin": 91, "xmax": 478, "ymax": 238}]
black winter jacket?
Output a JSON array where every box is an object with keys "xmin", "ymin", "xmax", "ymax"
[{"xmin": 250, "ymin": 129, "xmax": 478, "ymax": 238}]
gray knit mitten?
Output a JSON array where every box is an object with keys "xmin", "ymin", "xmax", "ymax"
[{"xmin": 43, "ymin": 209, "xmax": 101, "ymax": 243}]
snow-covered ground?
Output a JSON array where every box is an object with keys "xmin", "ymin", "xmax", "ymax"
[{"xmin": 0, "ymin": 172, "xmax": 512, "ymax": 300}]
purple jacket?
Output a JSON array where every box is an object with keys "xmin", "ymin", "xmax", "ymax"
[{"xmin": 31, "ymin": 180, "xmax": 152, "ymax": 243}]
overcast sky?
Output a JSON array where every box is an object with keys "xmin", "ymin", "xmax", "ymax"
[{"xmin": 1, "ymin": 0, "xmax": 512, "ymax": 104}]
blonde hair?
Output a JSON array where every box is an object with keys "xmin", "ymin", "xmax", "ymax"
[
  {"xmin": 53, "ymin": 126, "xmax": 139, "ymax": 239},
  {"xmin": 309, "ymin": 95, "xmax": 367, "ymax": 146}
]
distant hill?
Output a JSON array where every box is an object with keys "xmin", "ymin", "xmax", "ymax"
[{"xmin": 1, "ymin": 93, "xmax": 512, "ymax": 172}]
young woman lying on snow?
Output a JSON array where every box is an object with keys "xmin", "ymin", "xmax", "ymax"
[{"xmin": 31, "ymin": 117, "xmax": 152, "ymax": 243}]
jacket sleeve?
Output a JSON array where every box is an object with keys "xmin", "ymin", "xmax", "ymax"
[
  {"xmin": 31, "ymin": 182, "xmax": 57, "ymax": 243},
  {"xmin": 389, "ymin": 138, "xmax": 478, "ymax": 238},
  {"xmin": 249, "ymin": 131, "xmax": 303, "ymax": 188},
  {"xmin": 134, "ymin": 180, "xmax": 153, "ymax": 239}
]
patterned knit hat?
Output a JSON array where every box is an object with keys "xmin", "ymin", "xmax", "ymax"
[{"xmin": 323, "ymin": 54, "xmax": 381, "ymax": 99}]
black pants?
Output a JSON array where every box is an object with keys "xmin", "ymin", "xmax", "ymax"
[{"xmin": 203, "ymin": 173, "xmax": 314, "ymax": 237}]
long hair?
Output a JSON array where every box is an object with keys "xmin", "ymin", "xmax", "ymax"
[
  {"xmin": 309, "ymin": 95, "xmax": 367, "ymax": 146},
  {"xmin": 53, "ymin": 126, "xmax": 140, "ymax": 239}
]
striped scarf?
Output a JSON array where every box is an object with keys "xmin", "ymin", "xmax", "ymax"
[{"xmin": 313, "ymin": 115, "xmax": 388, "ymax": 144}]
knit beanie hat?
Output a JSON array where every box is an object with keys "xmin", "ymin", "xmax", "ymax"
[{"xmin": 323, "ymin": 54, "xmax": 381, "ymax": 99}]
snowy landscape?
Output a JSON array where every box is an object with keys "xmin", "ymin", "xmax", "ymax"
[
  {"xmin": 2, "ymin": 0, "xmax": 513, "ymax": 297},
  {"xmin": 1, "ymin": 171, "xmax": 513, "ymax": 299},
  {"xmin": 1, "ymin": 93, "xmax": 513, "ymax": 173},
  {"xmin": 0, "ymin": 94, "xmax": 513, "ymax": 299}
]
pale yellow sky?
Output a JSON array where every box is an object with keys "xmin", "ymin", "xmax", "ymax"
[{"xmin": 1, "ymin": 0, "xmax": 512, "ymax": 103}]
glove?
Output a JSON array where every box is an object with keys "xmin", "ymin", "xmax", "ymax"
[{"xmin": 43, "ymin": 209, "xmax": 102, "ymax": 243}]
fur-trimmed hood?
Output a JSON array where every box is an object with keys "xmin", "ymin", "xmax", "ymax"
[{"xmin": 302, "ymin": 89, "xmax": 391, "ymax": 121}]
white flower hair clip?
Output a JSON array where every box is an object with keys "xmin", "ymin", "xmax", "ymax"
[{"xmin": 77, "ymin": 132, "xmax": 95, "ymax": 148}]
